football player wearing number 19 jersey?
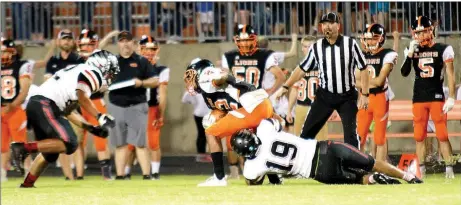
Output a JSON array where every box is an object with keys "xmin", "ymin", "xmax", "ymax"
[
  {"xmin": 401, "ymin": 16, "xmax": 456, "ymax": 179},
  {"xmin": 231, "ymin": 119, "xmax": 423, "ymax": 185}
]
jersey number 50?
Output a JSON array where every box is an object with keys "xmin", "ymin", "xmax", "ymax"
[
  {"xmin": 265, "ymin": 141, "xmax": 298, "ymax": 171},
  {"xmin": 1, "ymin": 76, "xmax": 17, "ymax": 100},
  {"xmin": 232, "ymin": 66, "xmax": 261, "ymax": 88}
]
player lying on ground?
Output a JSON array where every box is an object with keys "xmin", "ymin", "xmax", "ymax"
[
  {"xmin": 9, "ymin": 50, "xmax": 120, "ymax": 188},
  {"xmin": 231, "ymin": 118, "xmax": 423, "ymax": 185}
]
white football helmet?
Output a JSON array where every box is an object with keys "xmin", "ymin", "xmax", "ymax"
[{"xmin": 86, "ymin": 50, "xmax": 120, "ymax": 85}]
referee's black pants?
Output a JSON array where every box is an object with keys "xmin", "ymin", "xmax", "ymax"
[{"xmin": 300, "ymin": 88, "xmax": 360, "ymax": 148}]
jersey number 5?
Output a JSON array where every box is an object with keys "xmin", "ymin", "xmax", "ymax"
[
  {"xmin": 265, "ymin": 141, "xmax": 298, "ymax": 171},
  {"xmin": 1, "ymin": 76, "xmax": 17, "ymax": 100},
  {"xmin": 418, "ymin": 58, "xmax": 434, "ymax": 78},
  {"xmin": 232, "ymin": 66, "xmax": 261, "ymax": 88}
]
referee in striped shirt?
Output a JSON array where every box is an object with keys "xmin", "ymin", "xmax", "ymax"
[{"xmin": 277, "ymin": 12, "xmax": 369, "ymax": 148}]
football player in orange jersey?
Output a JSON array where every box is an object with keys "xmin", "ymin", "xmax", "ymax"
[{"xmin": 401, "ymin": 16, "xmax": 456, "ymax": 178}]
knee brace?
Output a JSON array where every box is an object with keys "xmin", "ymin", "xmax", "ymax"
[{"xmin": 43, "ymin": 153, "xmax": 59, "ymax": 163}]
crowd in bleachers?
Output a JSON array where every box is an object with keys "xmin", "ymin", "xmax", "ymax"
[{"xmin": 4, "ymin": 2, "xmax": 461, "ymax": 44}]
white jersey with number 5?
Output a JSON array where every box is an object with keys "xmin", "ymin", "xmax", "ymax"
[
  {"xmin": 243, "ymin": 119, "xmax": 318, "ymax": 180},
  {"xmin": 36, "ymin": 63, "xmax": 104, "ymax": 111}
]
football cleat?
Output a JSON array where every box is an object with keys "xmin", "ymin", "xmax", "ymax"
[
  {"xmin": 408, "ymin": 177, "xmax": 423, "ymax": 184},
  {"xmin": 10, "ymin": 142, "xmax": 28, "ymax": 175},
  {"xmin": 151, "ymin": 173, "xmax": 160, "ymax": 180},
  {"xmin": 372, "ymin": 172, "xmax": 401, "ymax": 184},
  {"xmin": 197, "ymin": 175, "xmax": 228, "ymax": 187}
]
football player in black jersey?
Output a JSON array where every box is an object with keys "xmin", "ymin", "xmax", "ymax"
[
  {"xmin": 1, "ymin": 38, "xmax": 34, "ymax": 181},
  {"xmin": 221, "ymin": 24, "xmax": 285, "ymax": 178},
  {"xmin": 356, "ymin": 24, "xmax": 397, "ymax": 162},
  {"xmin": 400, "ymin": 16, "xmax": 456, "ymax": 178}
]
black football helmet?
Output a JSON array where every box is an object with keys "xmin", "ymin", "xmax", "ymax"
[
  {"xmin": 86, "ymin": 50, "xmax": 120, "ymax": 86},
  {"xmin": 139, "ymin": 35, "xmax": 160, "ymax": 64},
  {"xmin": 78, "ymin": 29, "xmax": 100, "ymax": 58},
  {"xmin": 1, "ymin": 38, "xmax": 17, "ymax": 67},
  {"xmin": 411, "ymin": 16, "xmax": 435, "ymax": 47},
  {"xmin": 184, "ymin": 58, "xmax": 215, "ymax": 95},
  {"xmin": 231, "ymin": 129, "xmax": 261, "ymax": 158},
  {"xmin": 233, "ymin": 24, "xmax": 258, "ymax": 56},
  {"xmin": 361, "ymin": 24, "xmax": 386, "ymax": 54}
]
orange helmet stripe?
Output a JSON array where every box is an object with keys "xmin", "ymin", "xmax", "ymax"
[{"xmin": 417, "ymin": 16, "xmax": 422, "ymax": 28}]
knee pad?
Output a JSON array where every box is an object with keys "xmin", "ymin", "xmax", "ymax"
[
  {"xmin": 64, "ymin": 139, "xmax": 78, "ymax": 155},
  {"xmin": 43, "ymin": 153, "xmax": 59, "ymax": 163}
]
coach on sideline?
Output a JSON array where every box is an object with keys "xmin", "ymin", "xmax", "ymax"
[
  {"xmin": 276, "ymin": 12, "xmax": 369, "ymax": 148},
  {"xmin": 108, "ymin": 31, "xmax": 159, "ymax": 180}
]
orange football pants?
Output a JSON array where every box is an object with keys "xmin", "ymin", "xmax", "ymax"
[
  {"xmin": 413, "ymin": 101, "xmax": 448, "ymax": 142},
  {"xmin": 357, "ymin": 92, "xmax": 388, "ymax": 146},
  {"xmin": 205, "ymin": 99, "xmax": 274, "ymax": 150},
  {"xmin": 81, "ymin": 98, "xmax": 108, "ymax": 152},
  {"xmin": 1, "ymin": 106, "xmax": 27, "ymax": 153},
  {"xmin": 147, "ymin": 106, "xmax": 161, "ymax": 150}
]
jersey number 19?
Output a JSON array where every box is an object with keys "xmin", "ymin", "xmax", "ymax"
[{"xmin": 265, "ymin": 141, "xmax": 298, "ymax": 171}]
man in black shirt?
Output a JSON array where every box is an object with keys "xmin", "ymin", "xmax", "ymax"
[{"xmin": 108, "ymin": 31, "xmax": 159, "ymax": 180}]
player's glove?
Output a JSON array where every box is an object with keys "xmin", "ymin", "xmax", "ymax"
[
  {"xmin": 81, "ymin": 124, "xmax": 109, "ymax": 138},
  {"xmin": 443, "ymin": 97, "xmax": 455, "ymax": 114},
  {"xmin": 407, "ymin": 40, "xmax": 418, "ymax": 57},
  {"xmin": 97, "ymin": 113, "xmax": 115, "ymax": 129}
]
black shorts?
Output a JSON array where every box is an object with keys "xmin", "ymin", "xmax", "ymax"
[
  {"xmin": 26, "ymin": 95, "xmax": 78, "ymax": 147},
  {"xmin": 311, "ymin": 140, "xmax": 375, "ymax": 184}
]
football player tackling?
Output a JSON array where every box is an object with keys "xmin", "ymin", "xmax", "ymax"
[
  {"xmin": 232, "ymin": 119, "xmax": 423, "ymax": 185},
  {"xmin": 184, "ymin": 58, "xmax": 277, "ymax": 186}
]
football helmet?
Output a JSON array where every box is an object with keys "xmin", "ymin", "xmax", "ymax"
[
  {"xmin": 411, "ymin": 16, "xmax": 435, "ymax": 47},
  {"xmin": 361, "ymin": 24, "xmax": 386, "ymax": 54},
  {"xmin": 184, "ymin": 58, "xmax": 215, "ymax": 95},
  {"xmin": 78, "ymin": 29, "xmax": 100, "ymax": 58},
  {"xmin": 233, "ymin": 24, "xmax": 258, "ymax": 56},
  {"xmin": 1, "ymin": 38, "xmax": 17, "ymax": 67},
  {"xmin": 139, "ymin": 35, "xmax": 160, "ymax": 64},
  {"xmin": 86, "ymin": 50, "xmax": 120, "ymax": 86},
  {"xmin": 230, "ymin": 129, "xmax": 261, "ymax": 158}
]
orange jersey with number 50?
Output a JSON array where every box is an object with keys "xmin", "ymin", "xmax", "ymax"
[
  {"xmin": 410, "ymin": 43, "xmax": 454, "ymax": 102},
  {"xmin": 1, "ymin": 60, "xmax": 33, "ymax": 104}
]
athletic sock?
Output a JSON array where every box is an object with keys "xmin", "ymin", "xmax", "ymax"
[
  {"xmin": 22, "ymin": 173, "xmax": 38, "ymax": 187},
  {"xmin": 24, "ymin": 142, "xmax": 38, "ymax": 153},
  {"xmin": 211, "ymin": 152, "xmax": 225, "ymax": 180},
  {"xmin": 99, "ymin": 159, "xmax": 112, "ymax": 178},
  {"xmin": 124, "ymin": 166, "xmax": 131, "ymax": 176},
  {"xmin": 368, "ymin": 175, "xmax": 376, "ymax": 184},
  {"xmin": 151, "ymin": 161, "xmax": 160, "ymax": 174},
  {"xmin": 403, "ymin": 172, "xmax": 416, "ymax": 182}
]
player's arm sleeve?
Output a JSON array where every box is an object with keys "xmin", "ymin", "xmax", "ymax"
[
  {"xmin": 221, "ymin": 54, "xmax": 229, "ymax": 70},
  {"xmin": 352, "ymin": 39, "xmax": 367, "ymax": 70},
  {"xmin": 265, "ymin": 52, "xmax": 282, "ymax": 70},
  {"xmin": 159, "ymin": 68, "xmax": 170, "ymax": 85},
  {"xmin": 77, "ymin": 70, "xmax": 103, "ymax": 97},
  {"xmin": 298, "ymin": 44, "xmax": 317, "ymax": 72},
  {"xmin": 19, "ymin": 61, "xmax": 35, "ymax": 79},
  {"xmin": 383, "ymin": 51, "xmax": 398, "ymax": 66},
  {"xmin": 225, "ymin": 74, "xmax": 256, "ymax": 95},
  {"xmin": 400, "ymin": 48, "xmax": 412, "ymax": 77},
  {"xmin": 443, "ymin": 45, "xmax": 455, "ymax": 63}
]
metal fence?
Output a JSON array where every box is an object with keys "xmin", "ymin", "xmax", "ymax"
[{"xmin": 2, "ymin": 2, "xmax": 461, "ymax": 44}]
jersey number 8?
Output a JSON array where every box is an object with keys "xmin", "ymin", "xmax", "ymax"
[
  {"xmin": 232, "ymin": 66, "xmax": 261, "ymax": 88},
  {"xmin": 1, "ymin": 76, "xmax": 17, "ymax": 100},
  {"xmin": 265, "ymin": 141, "xmax": 298, "ymax": 171}
]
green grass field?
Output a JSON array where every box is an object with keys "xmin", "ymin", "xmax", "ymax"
[{"xmin": 1, "ymin": 174, "xmax": 460, "ymax": 205}]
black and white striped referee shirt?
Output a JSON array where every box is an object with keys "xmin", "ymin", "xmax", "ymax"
[{"xmin": 299, "ymin": 35, "xmax": 366, "ymax": 94}]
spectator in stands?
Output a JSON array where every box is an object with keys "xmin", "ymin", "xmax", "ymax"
[
  {"xmin": 351, "ymin": 2, "xmax": 371, "ymax": 34},
  {"xmin": 370, "ymin": 2, "xmax": 390, "ymax": 31},
  {"xmin": 271, "ymin": 3, "xmax": 291, "ymax": 36},
  {"xmin": 196, "ymin": 2, "xmax": 214, "ymax": 43},
  {"xmin": 235, "ymin": 3, "xmax": 251, "ymax": 25},
  {"xmin": 182, "ymin": 92, "xmax": 212, "ymax": 163},
  {"xmin": 310, "ymin": 2, "xmax": 331, "ymax": 35},
  {"xmin": 292, "ymin": 2, "xmax": 316, "ymax": 35},
  {"xmin": 253, "ymin": 3, "xmax": 272, "ymax": 36}
]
